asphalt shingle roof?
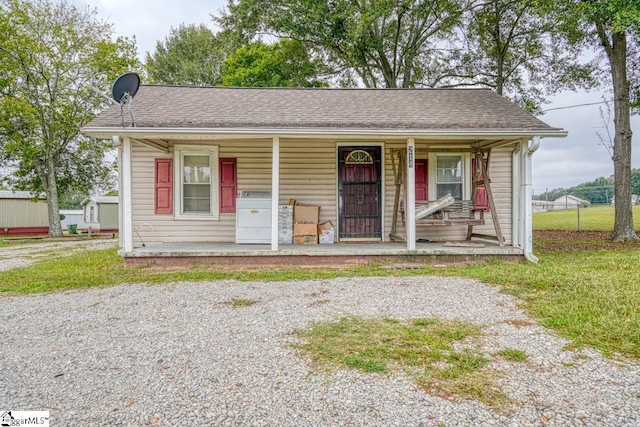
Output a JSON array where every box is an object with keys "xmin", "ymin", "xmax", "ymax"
[{"xmin": 86, "ymin": 86, "xmax": 560, "ymax": 132}]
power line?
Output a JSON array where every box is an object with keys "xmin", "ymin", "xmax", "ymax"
[{"xmin": 541, "ymin": 99, "xmax": 614, "ymax": 112}]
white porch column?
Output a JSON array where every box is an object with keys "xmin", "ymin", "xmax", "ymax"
[
  {"xmin": 271, "ymin": 136, "xmax": 280, "ymax": 251},
  {"xmin": 115, "ymin": 136, "xmax": 123, "ymax": 248},
  {"xmin": 406, "ymin": 138, "xmax": 416, "ymax": 250},
  {"xmin": 121, "ymin": 136, "xmax": 134, "ymax": 253},
  {"xmin": 523, "ymin": 136, "xmax": 540, "ymax": 263}
]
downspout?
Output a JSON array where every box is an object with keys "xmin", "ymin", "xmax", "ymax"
[{"xmin": 523, "ymin": 137, "xmax": 540, "ymax": 263}]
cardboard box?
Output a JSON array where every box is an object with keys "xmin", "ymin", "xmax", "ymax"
[
  {"xmin": 293, "ymin": 235, "xmax": 317, "ymax": 245},
  {"xmin": 294, "ymin": 223, "xmax": 318, "ymax": 236},
  {"xmin": 318, "ymin": 221, "xmax": 335, "ymax": 244},
  {"xmin": 294, "ymin": 204, "xmax": 320, "ymax": 224}
]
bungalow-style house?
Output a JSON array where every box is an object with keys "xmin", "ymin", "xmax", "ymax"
[
  {"xmin": 81, "ymin": 196, "xmax": 119, "ymax": 232},
  {"xmin": 551, "ymin": 194, "xmax": 590, "ymax": 210},
  {"xmin": 0, "ymin": 190, "xmax": 48, "ymax": 236},
  {"xmin": 83, "ymin": 86, "xmax": 566, "ymax": 265}
]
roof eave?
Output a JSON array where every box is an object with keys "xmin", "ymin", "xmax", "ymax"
[{"xmin": 82, "ymin": 126, "xmax": 568, "ymax": 140}]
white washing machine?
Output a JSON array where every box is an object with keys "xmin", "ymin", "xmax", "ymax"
[{"xmin": 235, "ymin": 191, "xmax": 272, "ymax": 244}]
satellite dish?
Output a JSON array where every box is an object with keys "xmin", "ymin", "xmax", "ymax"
[
  {"xmin": 111, "ymin": 72, "xmax": 140, "ymax": 127},
  {"xmin": 112, "ymin": 73, "xmax": 140, "ymax": 103}
]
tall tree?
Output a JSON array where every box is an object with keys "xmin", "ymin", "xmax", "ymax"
[
  {"xmin": 218, "ymin": 0, "xmax": 467, "ymax": 88},
  {"xmin": 0, "ymin": 0, "xmax": 138, "ymax": 237},
  {"xmin": 219, "ymin": 40, "xmax": 328, "ymax": 87},
  {"xmin": 441, "ymin": 0, "xmax": 588, "ymax": 113},
  {"xmin": 564, "ymin": 0, "xmax": 639, "ymax": 241},
  {"xmin": 146, "ymin": 23, "xmax": 237, "ymax": 86}
]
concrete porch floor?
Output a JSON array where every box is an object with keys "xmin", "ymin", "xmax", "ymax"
[{"xmin": 121, "ymin": 241, "xmax": 524, "ymax": 266}]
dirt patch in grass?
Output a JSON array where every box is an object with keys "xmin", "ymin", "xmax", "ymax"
[{"xmin": 534, "ymin": 230, "xmax": 640, "ymax": 252}]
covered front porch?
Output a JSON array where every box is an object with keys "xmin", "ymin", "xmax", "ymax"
[
  {"xmin": 121, "ymin": 240, "xmax": 524, "ymax": 266},
  {"xmin": 81, "ymin": 86, "xmax": 569, "ymax": 265}
]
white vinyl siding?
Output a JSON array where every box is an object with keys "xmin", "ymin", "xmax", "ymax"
[
  {"xmin": 280, "ymin": 139, "xmax": 336, "ymax": 227},
  {"xmin": 471, "ymin": 145, "xmax": 513, "ymax": 244},
  {"xmin": 131, "ymin": 139, "xmax": 337, "ymax": 246}
]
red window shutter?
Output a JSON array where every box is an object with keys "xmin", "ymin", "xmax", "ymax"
[
  {"xmin": 472, "ymin": 157, "xmax": 490, "ymax": 211},
  {"xmin": 415, "ymin": 159, "xmax": 428, "ymax": 201},
  {"xmin": 219, "ymin": 158, "xmax": 237, "ymax": 213},
  {"xmin": 155, "ymin": 158, "xmax": 173, "ymax": 214}
]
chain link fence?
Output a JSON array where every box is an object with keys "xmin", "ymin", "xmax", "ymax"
[{"xmin": 533, "ymin": 202, "xmax": 640, "ymax": 231}]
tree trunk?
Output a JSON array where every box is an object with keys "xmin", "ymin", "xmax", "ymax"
[
  {"xmin": 607, "ymin": 32, "xmax": 638, "ymax": 242},
  {"xmin": 46, "ymin": 155, "xmax": 62, "ymax": 238}
]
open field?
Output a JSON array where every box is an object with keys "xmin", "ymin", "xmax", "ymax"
[{"xmin": 533, "ymin": 204, "xmax": 640, "ymax": 231}]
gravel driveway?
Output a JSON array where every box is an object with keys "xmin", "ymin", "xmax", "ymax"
[
  {"xmin": 1, "ymin": 276, "xmax": 638, "ymax": 426},
  {"xmin": 0, "ymin": 238, "xmax": 117, "ymax": 271}
]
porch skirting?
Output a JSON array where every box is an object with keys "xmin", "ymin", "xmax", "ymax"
[{"xmin": 120, "ymin": 242, "xmax": 524, "ymax": 267}]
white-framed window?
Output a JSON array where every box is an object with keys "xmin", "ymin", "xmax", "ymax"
[
  {"xmin": 174, "ymin": 145, "xmax": 219, "ymax": 220},
  {"xmin": 90, "ymin": 206, "xmax": 95, "ymax": 222},
  {"xmin": 429, "ymin": 153, "xmax": 471, "ymax": 200}
]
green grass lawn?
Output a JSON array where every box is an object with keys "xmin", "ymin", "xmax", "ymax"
[
  {"xmin": 533, "ymin": 205, "xmax": 640, "ymax": 231},
  {"xmin": 1, "ymin": 232, "xmax": 639, "ymax": 361},
  {"xmin": 295, "ymin": 317, "xmax": 508, "ymax": 407}
]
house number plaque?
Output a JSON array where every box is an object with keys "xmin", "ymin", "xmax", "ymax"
[{"xmin": 408, "ymin": 146, "xmax": 414, "ymax": 168}]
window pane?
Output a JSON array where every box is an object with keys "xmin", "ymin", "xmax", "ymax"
[
  {"xmin": 183, "ymin": 184, "xmax": 211, "ymax": 213},
  {"xmin": 437, "ymin": 183, "xmax": 462, "ymax": 199},
  {"xmin": 436, "ymin": 155, "xmax": 462, "ymax": 199},
  {"xmin": 183, "ymin": 155, "xmax": 211, "ymax": 184},
  {"xmin": 436, "ymin": 155, "xmax": 462, "ymax": 183}
]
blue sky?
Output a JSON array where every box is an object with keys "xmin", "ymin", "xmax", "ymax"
[{"xmin": 83, "ymin": 0, "xmax": 640, "ymax": 194}]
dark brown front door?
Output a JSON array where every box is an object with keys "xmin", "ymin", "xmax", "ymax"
[{"xmin": 338, "ymin": 147, "xmax": 382, "ymax": 241}]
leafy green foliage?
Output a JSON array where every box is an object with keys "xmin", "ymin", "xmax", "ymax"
[
  {"xmin": 0, "ymin": 0, "xmax": 139, "ymax": 236},
  {"xmin": 218, "ymin": 0, "xmax": 464, "ymax": 88},
  {"xmin": 443, "ymin": 0, "xmax": 589, "ymax": 113},
  {"xmin": 145, "ymin": 24, "xmax": 238, "ymax": 86},
  {"xmin": 632, "ymin": 168, "xmax": 640, "ymax": 195},
  {"xmin": 220, "ymin": 40, "xmax": 328, "ymax": 87}
]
